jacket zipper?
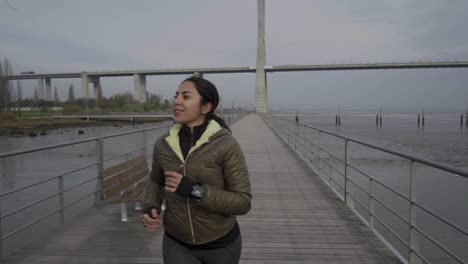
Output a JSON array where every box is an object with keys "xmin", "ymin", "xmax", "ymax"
[
  {"xmin": 165, "ymin": 133, "xmax": 211, "ymax": 244},
  {"xmin": 183, "ymin": 162, "xmax": 196, "ymax": 243},
  {"xmin": 186, "ymin": 133, "xmax": 196, "ymax": 243}
]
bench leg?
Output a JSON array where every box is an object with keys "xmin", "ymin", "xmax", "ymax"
[
  {"xmin": 121, "ymin": 203, "xmax": 128, "ymax": 222},
  {"xmin": 134, "ymin": 202, "xmax": 142, "ymax": 211}
]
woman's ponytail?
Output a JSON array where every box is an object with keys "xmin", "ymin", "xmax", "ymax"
[{"xmin": 209, "ymin": 114, "xmax": 231, "ymax": 134}]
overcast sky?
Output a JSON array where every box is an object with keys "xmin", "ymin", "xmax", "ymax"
[{"xmin": 1, "ymin": 0, "xmax": 468, "ymax": 112}]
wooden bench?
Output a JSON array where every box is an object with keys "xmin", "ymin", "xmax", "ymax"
[{"xmin": 100, "ymin": 155, "xmax": 149, "ymax": 222}]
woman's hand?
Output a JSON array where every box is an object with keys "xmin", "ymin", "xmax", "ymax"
[
  {"xmin": 142, "ymin": 208, "xmax": 162, "ymax": 232},
  {"xmin": 164, "ymin": 171, "xmax": 183, "ymax": 193}
]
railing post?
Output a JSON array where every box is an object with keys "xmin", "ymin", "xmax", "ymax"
[
  {"xmin": 328, "ymin": 153, "xmax": 332, "ymax": 185},
  {"xmin": 0, "ymin": 201, "xmax": 3, "ymax": 259},
  {"xmin": 294, "ymin": 122, "xmax": 298, "ymax": 152},
  {"xmin": 344, "ymin": 139, "xmax": 348, "ymax": 204},
  {"xmin": 369, "ymin": 175, "xmax": 375, "ymax": 231},
  {"xmin": 409, "ymin": 161, "xmax": 422, "ymax": 264},
  {"xmin": 96, "ymin": 137, "xmax": 104, "ymax": 201},
  {"xmin": 59, "ymin": 175, "xmax": 65, "ymax": 224},
  {"xmin": 317, "ymin": 131, "xmax": 322, "ymax": 180}
]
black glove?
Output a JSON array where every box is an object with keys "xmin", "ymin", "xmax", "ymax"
[
  {"xmin": 175, "ymin": 176, "xmax": 197, "ymax": 198},
  {"xmin": 143, "ymin": 207, "xmax": 158, "ymax": 219}
]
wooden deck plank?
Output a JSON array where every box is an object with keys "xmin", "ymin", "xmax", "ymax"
[{"xmin": 2, "ymin": 114, "xmax": 401, "ymax": 263}]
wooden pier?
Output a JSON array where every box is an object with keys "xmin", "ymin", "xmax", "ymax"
[{"xmin": 2, "ymin": 114, "xmax": 400, "ymax": 263}]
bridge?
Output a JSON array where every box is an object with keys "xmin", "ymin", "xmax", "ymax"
[{"xmin": 3, "ymin": 0, "xmax": 468, "ymax": 111}]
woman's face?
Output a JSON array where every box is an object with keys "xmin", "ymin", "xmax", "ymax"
[{"xmin": 173, "ymin": 81, "xmax": 211, "ymax": 127}]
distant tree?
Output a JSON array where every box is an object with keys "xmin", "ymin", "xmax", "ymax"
[
  {"xmin": 54, "ymin": 85, "xmax": 60, "ymax": 103},
  {"xmin": 0, "ymin": 57, "xmax": 14, "ymax": 112},
  {"xmin": 75, "ymin": 97, "xmax": 95, "ymax": 109},
  {"xmin": 22, "ymin": 98, "xmax": 34, "ymax": 107},
  {"xmin": 37, "ymin": 100, "xmax": 54, "ymax": 108},
  {"xmin": 107, "ymin": 92, "xmax": 135, "ymax": 109},
  {"xmin": 162, "ymin": 99, "xmax": 172, "ymax": 110},
  {"xmin": 67, "ymin": 84, "xmax": 75, "ymax": 103},
  {"xmin": 148, "ymin": 93, "xmax": 162, "ymax": 109}
]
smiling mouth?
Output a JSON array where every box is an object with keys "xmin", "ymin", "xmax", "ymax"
[{"xmin": 173, "ymin": 109, "xmax": 184, "ymax": 115}]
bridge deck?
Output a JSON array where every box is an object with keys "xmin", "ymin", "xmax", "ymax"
[{"xmin": 2, "ymin": 114, "xmax": 400, "ymax": 264}]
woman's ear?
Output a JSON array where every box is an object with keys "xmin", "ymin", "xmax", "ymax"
[{"xmin": 201, "ymin": 102, "xmax": 213, "ymax": 115}]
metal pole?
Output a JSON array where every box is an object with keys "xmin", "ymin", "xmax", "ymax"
[
  {"xmin": 294, "ymin": 122, "xmax": 298, "ymax": 152},
  {"xmin": 465, "ymin": 112, "xmax": 468, "ymax": 128},
  {"xmin": 96, "ymin": 138, "xmax": 104, "ymax": 201},
  {"xmin": 328, "ymin": 153, "xmax": 332, "ymax": 185},
  {"xmin": 422, "ymin": 111, "xmax": 425, "ymax": 127},
  {"xmin": 318, "ymin": 131, "xmax": 322, "ymax": 180},
  {"xmin": 344, "ymin": 139, "xmax": 348, "ymax": 204},
  {"xmin": 369, "ymin": 176, "xmax": 375, "ymax": 231},
  {"xmin": 59, "ymin": 176, "xmax": 64, "ymax": 224},
  {"xmin": 0, "ymin": 200, "xmax": 3, "ymax": 259},
  {"xmin": 409, "ymin": 161, "xmax": 422, "ymax": 264}
]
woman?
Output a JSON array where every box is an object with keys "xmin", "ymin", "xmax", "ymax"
[{"xmin": 142, "ymin": 76, "xmax": 251, "ymax": 264}]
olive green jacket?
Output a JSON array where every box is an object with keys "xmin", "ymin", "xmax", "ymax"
[{"xmin": 144, "ymin": 120, "xmax": 251, "ymax": 244}]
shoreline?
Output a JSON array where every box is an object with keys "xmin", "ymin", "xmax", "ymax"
[{"xmin": 0, "ymin": 117, "xmax": 172, "ymax": 137}]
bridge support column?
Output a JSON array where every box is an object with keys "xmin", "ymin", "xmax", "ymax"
[
  {"xmin": 133, "ymin": 74, "xmax": 147, "ymax": 103},
  {"xmin": 255, "ymin": 0, "xmax": 267, "ymax": 113},
  {"xmin": 81, "ymin": 72, "xmax": 90, "ymax": 99},
  {"xmin": 45, "ymin": 78, "xmax": 52, "ymax": 101},
  {"xmin": 91, "ymin": 77, "xmax": 102, "ymax": 101},
  {"xmin": 91, "ymin": 77, "xmax": 102, "ymax": 108},
  {"xmin": 37, "ymin": 78, "xmax": 44, "ymax": 100}
]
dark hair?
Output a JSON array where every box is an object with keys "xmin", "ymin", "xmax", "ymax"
[{"xmin": 181, "ymin": 76, "xmax": 231, "ymax": 133}]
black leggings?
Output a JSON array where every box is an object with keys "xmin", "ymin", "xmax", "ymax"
[{"xmin": 162, "ymin": 233, "xmax": 242, "ymax": 264}]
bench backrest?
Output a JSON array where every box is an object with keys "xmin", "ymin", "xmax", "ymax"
[{"xmin": 100, "ymin": 155, "xmax": 149, "ymax": 199}]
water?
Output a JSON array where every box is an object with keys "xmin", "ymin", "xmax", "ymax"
[
  {"xmin": 278, "ymin": 113, "xmax": 468, "ymax": 263},
  {"xmin": 292, "ymin": 113, "xmax": 468, "ymax": 169}
]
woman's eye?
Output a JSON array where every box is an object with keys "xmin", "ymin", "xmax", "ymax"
[{"xmin": 183, "ymin": 96, "xmax": 190, "ymax": 100}]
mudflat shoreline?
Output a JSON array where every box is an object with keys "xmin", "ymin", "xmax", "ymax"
[{"xmin": 0, "ymin": 117, "xmax": 171, "ymax": 137}]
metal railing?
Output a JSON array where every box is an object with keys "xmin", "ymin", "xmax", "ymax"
[
  {"xmin": 0, "ymin": 123, "xmax": 172, "ymax": 258},
  {"xmin": 0, "ymin": 112, "xmax": 247, "ymax": 258},
  {"xmin": 263, "ymin": 114, "xmax": 468, "ymax": 264}
]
